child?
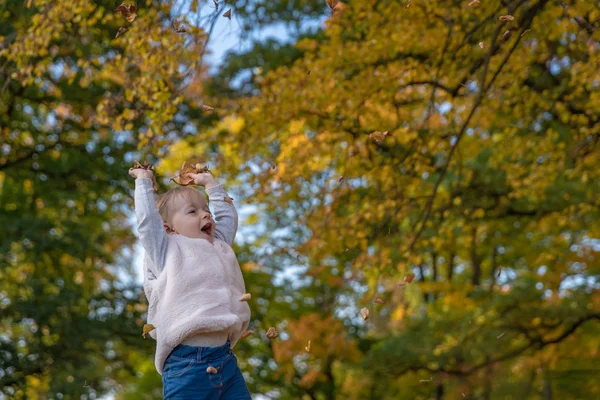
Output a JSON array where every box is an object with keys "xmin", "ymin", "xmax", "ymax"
[{"xmin": 128, "ymin": 164, "xmax": 252, "ymax": 399}]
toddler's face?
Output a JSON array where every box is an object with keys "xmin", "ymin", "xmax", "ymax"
[{"xmin": 166, "ymin": 194, "xmax": 215, "ymax": 242}]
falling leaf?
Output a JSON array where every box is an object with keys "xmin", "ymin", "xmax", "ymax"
[
  {"xmin": 142, "ymin": 323, "xmax": 155, "ymax": 339},
  {"xmin": 266, "ymin": 327, "xmax": 279, "ymax": 339},
  {"xmin": 502, "ymin": 30, "xmax": 511, "ymax": 40},
  {"xmin": 26, "ymin": 0, "xmax": 33, "ymax": 8},
  {"xmin": 521, "ymin": 29, "xmax": 530, "ymax": 37},
  {"xmin": 468, "ymin": 0, "xmax": 480, "ymax": 6},
  {"xmin": 405, "ymin": 0, "xmax": 411, "ymax": 8},
  {"xmin": 404, "ymin": 273, "xmax": 416, "ymax": 283},
  {"xmin": 224, "ymin": 196, "xmax": 234, "ymax": 205},
  {"xmin": 497, "ymin": 332, "xmax": 505, "ymax": 339},
  {"xmin": 241, "ymin": 329, "xmax": 254, "ymax": 339},
  {"xmin": 307, "ymin": 70, "xmax": 311, "ymax": 75},
  {"xmin": 360, "ymin": 307, "xmax": 369, "ymax": 321},
  {"xmin": 461, "ymin": 393, "xmax": 466, "ymax": 398},
  {"xmin": 223, "ymin": 9, "xmax": 231, "ymax": 19},
  {"xmin": 326, "ymin": 0, "xmax": 339, "ymax": 9},
  {"xmin": 337, "ymin": 176, "xmax": 345, "ymax": 183},
  {"xmin": 213, "ymin": 0, "xmax": 218, "ymax": 11},
  {"xmin": 373, "ymin": 298, "xmax": 385, "ymax": 304},
  {"xmin": 419, "ymin": 376, "xmax": 433, "ymax": 383},
  {"xmin": 497, "ymin": 266, "xmax": 502, "ymax": 277},
  {"xmin": 115, "ymin": 27, "xmax": 129, "ymax": 38},
  {"xmin": 369, "ymin": 131, "xmax": 391, "ymax": 142},
  {"xmin": 479, "ymin": 41, "xmax": 485, "ymax": 49},
  {"xmin": 115, "ymin": 3, "xmax": 137, "ymax": 23},
  {"xmin": 172, "ymin": 19, "xmax": 188, "ymax": 33},
  {"xmin": 499, "ymin": 15, "xmax": 515, "ymax": 22},
  {"xmin": 305, "ymin": 339, "xmax": 311, "ymax": 352},
  {"xmin": 240, "ymin": 293, "xmax": 251, "ymax": 301},
  {"xmin": 344, "ymin": 248, "xmax": 349, "ymax": 252},
  {"xmin": 206, "ymin": 366, "xmax": 218, "ymax": 374},
  {"xmin": 202, "ymin": 104, "xmax": 215, "ymax": 112}
]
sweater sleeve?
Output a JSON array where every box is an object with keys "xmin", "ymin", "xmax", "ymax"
[
  {"xmin": 205, "ymin": 183, "xmax": 238, "ymax": 247},
  {"xmin": 135, "ymin": 177, "xmax": 168, "ymax": 275}
]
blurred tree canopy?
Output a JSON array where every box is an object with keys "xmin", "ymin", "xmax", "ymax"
[{"xmin": 2, "ymin": 0, "xmax": 599, "ymax": 399}]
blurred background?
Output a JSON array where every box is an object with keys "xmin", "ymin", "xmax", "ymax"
[{"xmin": 1, "ymin": 0, "xmax": 599, "ymax": 399}]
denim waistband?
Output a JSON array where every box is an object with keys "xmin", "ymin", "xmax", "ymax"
[{"xmin": 169, "ymin": 338, "xmax": 231, "ymax": 361}]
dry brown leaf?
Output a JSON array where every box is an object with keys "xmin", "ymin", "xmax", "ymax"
[
  {"xmin": 213, "ymin": 0, "xmax": 219, "ymax": 11},
  {"xmin": 373, "ymin": 298, "xmax": 385, "ymax": 304},
  {"xmin": 369, "ymin": 130, "xmax": 391, "ymax": 142},
  {"xmin": 405, "ymin": 0, "xmax": 411, "ymax": 8},
  {"xmin": 142, "ymin": 323, "xmax": 155, "ymax": 338},
  {"xmin": 172, "ymin": 19, "xmax": 188, "ymax": 33},
  {"xmin": 338, "ymin": 176, "xmax": 345, "ymax": 183},
  {"xmin": 479, "ymin": 41, "xmax": 484, "ymax": 49},
  {"xmin": 326, "ymin": 0, "xmax": 339, "ymax": 9},
  {"xmin": 502, "ymin": 29, "xmax": 511, "ymax": 40},
  {"xmin": 240, "ymin": 293, "xmax": 251, "ymax": 301},
  {"xmin": 115, "ymin": 27, "xmax": 128, "ymax": 38},
  {"xmin": 497, "ymin": 332, "xmax": 505, "ymax": 339},
  {"xmin": 499, "ymin": 15, "xmax": 515, "ymax": 22},
  {"xmin": 468, "ymin": 0, "xmax": 480, "ymax": 6},
  {"xmin": 404, "ymin": 273, "xmax": 416, "ymax": 283},
  {"xmin": 240, "ymin": 329, "xmax": 254, "ymax": 339},
  {"xmin": 224, "ymin": 196, "xmax": 234, "ymax": 205},
  {"xmin": 266, "ymin": 327, "xmax": 279, "ymax": 339},
  {"xmin": 497, "ymin": 266, "xmax": 502, "ymax": 277},
  {"xmin": 223, "ymin": 9, "xmax": 231, "ymax": 19},
  {"xmin": 202, "ymin": 104, "xmax": 215, "ymax": 112},
  {"xmin": 360, "ymin": 307, "xmax": 369, "ymax": 321},
  {"xmin": 521, "ymin": 29, "xmax": 530, "ymax": 37},
  {"xmin": 26, "ymin": 0, "xmax": 33, "ymax": 8},
  {"xmin": 206, "ymin": 366, "xmax": 218, "ymax": 374},
  {"xmin": 116, "ymin": 3, "xmax": 137, "ymax": 23},
  {"xmin": 305, "ymin": 339, "xmax": 311, "ymax": 352},
  {"xmin": 171, "ymin": 161, "xmax": 210, "ymax": 186}
]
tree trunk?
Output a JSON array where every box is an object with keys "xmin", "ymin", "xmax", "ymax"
[
  {"xmin": 447, "ymin": 251, "xmax": 455, "ymax": 282},
  {"xmin": 542, "ymin": 367, "xmax": 553, "ymax": 400},
  {"xmin": 470, "ymin": 226, "xmax": 481, "ymax": 286},
  {"xmin": 431, "ymin": 251, "xmax": 438, "ymax": 301}
]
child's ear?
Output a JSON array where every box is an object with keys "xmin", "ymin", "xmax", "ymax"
[{"xmin": 164, "ymin": 223, "xmax": 176, "ymax": 234}]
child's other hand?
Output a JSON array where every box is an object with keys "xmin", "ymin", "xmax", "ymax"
[
  {"xmin": 129, "ymin": 167, "xmax": 154, "ymax": 180},
  {"xmin": 188, "ymin": 172, "xmax": 218, "ymax": 188}
]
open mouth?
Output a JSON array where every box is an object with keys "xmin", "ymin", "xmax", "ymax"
[{"xmin": 201, "ymin": 222, "xmax": 212, "ymax": 235}]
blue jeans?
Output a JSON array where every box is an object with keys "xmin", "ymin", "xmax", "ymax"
[{"xmin": 162, "ymin": 339, "xmax": 251, "ymax": 399}]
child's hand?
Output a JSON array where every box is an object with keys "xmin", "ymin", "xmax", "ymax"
[
  {"xmin": 188, "ymin": 172, "xmax": 218, "ymax": 188},
  {"xmin": 129, "ymin": 167, "xmax": 154, "ymax": 180}
]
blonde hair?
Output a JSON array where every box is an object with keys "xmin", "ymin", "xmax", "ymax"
[{"xmin": 156, "ymin": 186, "xmax": 208, "ymax": 225}]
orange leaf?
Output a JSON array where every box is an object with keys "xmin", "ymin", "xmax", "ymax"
[
  {"xmin": 266, "ymin": 327, "xmax": 279, "ymax": 339},
  {"xmin": 326, "ymin": 0, "xmax": 339, "ymax": 9},
  {"xmin": 142, "ymin": 323, "xmax": 155, "ymax": 338},
  {"xmin": 360, "ymin": 307, "xmax": 369, "ymax": 321},
  {"xmin": 223, "ymin": 9, "xmax": 231, "ymax": 19}
]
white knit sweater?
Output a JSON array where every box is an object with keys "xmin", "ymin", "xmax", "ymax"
[{"xmin": 134, "ymin": 178, "xmax": 251, "ymax": 375}]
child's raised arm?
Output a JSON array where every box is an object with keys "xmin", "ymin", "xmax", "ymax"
[
  {"xmin": 189, "ymin": 171, "xmax": 239, "ymax": 247},
  {"xmin": 129, "ymin": 167, "xmax": 168, "ymax": 275},
  {"xmin": 206, "ymin": 180, "xmax": 239, "ymax": 247}
]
